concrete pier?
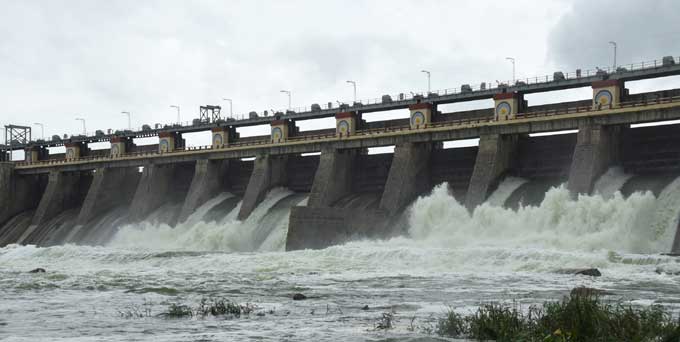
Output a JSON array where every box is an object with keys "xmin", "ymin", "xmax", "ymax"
[
  {"xmin": 128, "ymin": 164, "xmax": 177, "ymax": 221},
  {"xmin": 0, "ymin": 163, "xmax": 45, "ymax": 227},
  {"xmin": 379, "ymin": 143, "xmax": 432, "ymax": 215},
  {"xmin": 286, "ymin": 207, "xmax": 388, "ymax": 250},
  {"xmin": 567, "ymin": 121, "xmax": 620, "ymax": 196},
  {"xmin": 178, "ymin": 159, "xmax": 227, "ymax": 223},
  {"xmin": 465, "ymin": 134, "xmax": 518, "ymax": 210},
  {"xmin": 64, "ymin": 167, "xmax": 140, "ymax": 242},
  {"xmin": 18, "ymin": 171, "xmax": 89, "ymax": 244},
  {"xmin": 237, "ymin": 155, "xmax": 288, "ymax": 220},
  {"xmin": 307, "ymin": 148, "xmax": 357, "ymax": 207}
]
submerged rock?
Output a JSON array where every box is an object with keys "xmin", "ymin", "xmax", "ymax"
[
  {"xmin": 575, "ymin": 268, "xmax": 602, "ymax": 277},
  {"xmin": 28, "ymin": 268, "xmax": 46, "ymax": 273},
  {"xmin": 292, "ymin": 293, "xmax": 307, "ymax": 301}
]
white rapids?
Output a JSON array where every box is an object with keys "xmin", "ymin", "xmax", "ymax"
[{"xmin": 2, "ymin": 168, "xmax": 680, "ymax": 341}]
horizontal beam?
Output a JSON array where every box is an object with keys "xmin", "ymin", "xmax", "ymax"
[
  {"xmin": 8, "ymin": 60, "xmax": 680, "ymax": 152},
  {"xmin": 13, "ymin": 100, "xmax": 680, "ymax": 175}
]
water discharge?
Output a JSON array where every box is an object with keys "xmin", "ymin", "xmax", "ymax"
[
  {"xmin": 3, "ymin": 170, "xmax": 680, "ymax": 341},
  {"xmin": 486, "ymin": 176, "xmax": 527, "ymax": 207},
  {"xmin": 108, "ymin": 188, "xmax": 304, "ymax": 252},
  {"xmin": 593, "ymin": 167, "xmax": 633, "ymax": 199}
]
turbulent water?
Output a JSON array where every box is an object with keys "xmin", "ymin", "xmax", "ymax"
[{"xmin": 3, "ymin": 170, "xmax": 680, "ymax": 341}]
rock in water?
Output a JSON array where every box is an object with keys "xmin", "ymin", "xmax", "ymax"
[
  {"xmin": 292, "ymin": 293, "xmax": 307, "ymax": 300},
  {"xmin": 29, "ymin": 268, "xmax": 46, "ymax": 273},
  {"xmin": 361, "ymin": 305, "xmax": 369, "ymax": 311},
  {"xmin": 575, "ymin": 268, "xmax": 601, "ymax": 277}
]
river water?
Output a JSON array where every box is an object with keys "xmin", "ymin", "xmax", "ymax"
[{"xmin": 2, "ymin": 170, "xmax": 680, "ymax": 341}]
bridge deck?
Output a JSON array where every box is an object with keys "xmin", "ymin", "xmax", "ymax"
[
  {"xmin": 12, "ymin": 95, "xmax": 680, "ymax": 174},
  {"xmin": 4, "ymin": 57, "xmax": 680, "ymax": 152}
]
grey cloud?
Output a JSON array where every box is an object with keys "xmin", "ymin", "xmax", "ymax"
[{"xmin": 548, "ymin": 0, "xmax": 680, "ymax": 70}]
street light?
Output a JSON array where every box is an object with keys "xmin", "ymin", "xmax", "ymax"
[
  {"xmin": 609, "ymin": 41, "xmax": 617, "ymax": 70},
  {"xmin": 222, "ymin": 98, "xmax": 233, "ymax": 118},
  {"xmin": 505, "ymin": 57, "xmax": 516, "ymax": 83},
  {"xmin": 170, "ymin": 105, "xmax": 180, "ymax": 125},
  {"xmin": 33, "ymin": 123, "xmax": 44, "ymax": 140},
  {"xmin": 280, "ymin": 90, "xmax": 291, "ymax": 110},
  {"xmin": 75, "ymin": 117, "xmax": 86, "ymax": 135},
  {"xmin": 421, "ymin": 70, "xmax": 431, "ymax": 93},
  {"xmin": 346, "ymin": 80, "xmax": 357, "ymax": 102},
  {"xmin": 121, "ymin": 111, "xmax": 131, "ymax": 130}
]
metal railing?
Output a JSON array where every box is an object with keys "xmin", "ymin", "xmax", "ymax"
[
  {"xmin": 14, "ymin": 95, "xmax": 680, "ymax": 168},
  {"xmin": 9, "ymin": 56, "xmax": 680, "ymax": 153}
]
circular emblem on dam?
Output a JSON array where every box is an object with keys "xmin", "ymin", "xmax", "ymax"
[
  {"xmin": 337, "ymin": 120, "xmax": 350, "ymax": 135},
  {"xmin": 159, "ymin": 139, "xmax": 169, "ymax": 152},
  {"xmin": 496, "ymin": 101, "xmax": 512, "ymax": 116},
  {"xmin": 411, "ymin": 111, "xmax": 426, "ymax": 127},
  {"xmin": 213, "ymin": 133, "xmax": 223, "ymax": 146},
  {"xmin": 271, "ymin": 127, "xmax": 283, "ymax": 142},
  {"xmin": 111, "ymin": 144, "xmax": 120, "ymax": 156},
  {"xmin": 66, "ymin": 148, "xmax": 75, "ymax": 159},
  {"xmin": 594, "ymin": 90, "xmax": 613, "ymax": 106}
]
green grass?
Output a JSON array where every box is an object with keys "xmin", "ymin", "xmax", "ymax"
[{"xmin": 436, "ymin": 288, "xmax": 680, "ymax": 342}]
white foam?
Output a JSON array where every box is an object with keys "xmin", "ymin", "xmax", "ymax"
[
  {"xmin": 409, "ymin": 183, "xmax": 662, "ymax": 254},
  {"xmin": 487, "ymin": 177, "xmax": 528, "ymax": 207},
  {"xmin": 593, "ymin": 167, "xmax": 633, "ymax": 199},
  {"xmin": 107, "ymin": 188, "xmax": 293, "ymax": 252}
]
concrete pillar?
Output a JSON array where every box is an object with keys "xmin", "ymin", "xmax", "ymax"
[
  {"xmin": 271, "ymin": 120, "xmax": 292, "ymax": 143},
  {"xmin": 287, "ymin": 207, "xmax": 389, "ymax": 251},
  {"xmin": 110, "ymin": 137, "xmax": 134, "ymax": 157},
  {"xmin": 0, "ymin": 163, "xmax": 44, "ymax": 230},
  {"xmin": 178, "ymin": 159, "xmax": 227, "ymax": 223},
  {"xmin": 17, "ymin": 171, "xmax": 86, "ymax": 244},
  {"xmin": 64, "ymin": 167, "xmax": 139, "ymax": 242},
  {"xmin": 465, "ymin": 134, "xmax": 519, "ymax": 211},
  {"xmin": 307, "ymin": 148, "xmax": 357, "ymax": 208},
  {"xmin": 0, "ymin": 163, "xmax": 19, "ymax": 226},
  {"xmin": 592, "ymin": 80, "xmax": 624, "ymax": 109},
  {"xmin": 379, "ymin": 143, "xmax": 432, "ymax": 215},
  {"xmin": 493, "ymin": 92, "xmax": 525, "ymax": 121},
  {"xmin": 211, "ymin": 127, "xmax": 230, "ymax": 148},
  {"xmin": 671, "ymin": 224, "xmax": 680, "ymax": 255},
  {"xmin": 409, "ymin": 103, "xmax": 433, "ymax": 129},
  {"xmin": 159, "ymin": 132, "xmax": 184, "ymax": 153},
  {"xmin": 24, "ymin": 146, "xmax": 47, "ymax": 163},
  {"xmin": 567, "ymin": 121, "xmax": 620, "ymax": 196},
  {"xmin": 65, "ymin": 142, "xmax": 84, "ymax": 160},
  {"xmin": 336, "ymin": 112, "xmax": 358, "ymax": 137},
  {"xmin": 237, "ymin": 155, "xmax": 287, "ymax": 220},
  {"xmin": 128, "ymin": 164, "xmax": 176, "ymax": 221}
]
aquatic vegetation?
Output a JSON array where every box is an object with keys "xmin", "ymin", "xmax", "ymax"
[
  {"xmin": 163, "ymin": 298, "xmax": 257, "ymax": 319},
  {"xmin": 375, "ymin": 311, "xmax": 395, "ymax": 330},
  {"xmin": 436, "ymin": 289, "xmax": 680, "ymax": 341}
]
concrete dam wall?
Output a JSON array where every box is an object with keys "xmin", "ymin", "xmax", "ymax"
[{"xmin": 4, "ymin": 84, "xmax": 680, "ymax": 252}]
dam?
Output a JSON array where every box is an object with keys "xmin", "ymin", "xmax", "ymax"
[{"xmin": 3, "ymin": 56, "xmax": 680, "ymax": 252}]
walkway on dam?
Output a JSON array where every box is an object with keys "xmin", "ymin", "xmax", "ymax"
[{"xmin": 12, "ymin": 94, "xmax": 680, "ymax": 172}]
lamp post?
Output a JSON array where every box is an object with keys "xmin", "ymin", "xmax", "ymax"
[
  {"xmin": 346, "ymin": 80, "xmax": 357, "ymax": 102},
  {"xmin": 121, "ymin": 111, "xmax": 131, "ymax": 130},
  {"xmin": 505, "ymin": 57, "xmax": 516, "ymax": 83},
  {"xmin": 222, "ymin": 98, "xmax": 233, "ymax": 118},
  {"xmin": 421, "ymin": 70, "xmax": 431, "ymax": 93},
  {"xmin": 280, "ymin": 90, "xmax": 291, "ymax": 110},
  {"xmin": 33, "ymin": 122, "xmax": 44, "ymax": 140},
  {"xmin": 75, "ymin": 117, "xmax": 86, "ymax": 135},
  {"xmin": 609, "ymin": 41, "xmax": 617, "ymax": 70},
  {"xmin": 170, "ymin": 105, "xmax": 180, "ymax": 125}
]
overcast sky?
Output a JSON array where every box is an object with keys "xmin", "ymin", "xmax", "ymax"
[{"xmin": 2, "ymin": 0, "xmax": 679, "ymax": 147}]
